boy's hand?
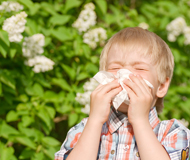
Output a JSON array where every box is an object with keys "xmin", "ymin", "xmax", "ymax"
[
  {"xmin": 123, "ymin": 74, "xmax": 153, "ymax": 126},
  {"xmin": 89, "ymin": 80, "xmax": 122, "ymax": 125}
]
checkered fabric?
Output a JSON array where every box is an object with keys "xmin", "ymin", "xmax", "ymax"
[{"xmin": 54, "ymin": 107, "xmax": 190, "ymax": 160}]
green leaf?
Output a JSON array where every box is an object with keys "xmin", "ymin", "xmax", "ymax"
[
  {"xmin": 0, "ymin": 30, "xmax": 10, "ymax": 46},
  {"xmin": 0, "ymin": 145, "xmax": 15, "ymax": 160},
  {"xmin": 68, "ymin": 113, "xmax": 78, "ymax": 127},
  {"xmin": 76, "ymin": 72, "xmax": 89, "ymax": 81},
  {"xmin": 41, "ymin": 2, "xmax": 58, "ymax": 16},
  {"xmin": 43, "ymin": 147, "xmax": 57, "ymax": 159},
  {"xmin": 21, "ymin": 116, "xmax": 34, "ymax": 127},
  {"xmin": 95, "ymin": 0, "xmax": 107, "ymax": 14},
  {"xmin": 64, "ymin": 0, "xmax": 82, "ymax": 13},
  {"xmin": 0, "ymin": 82, "xmax": 2, "ymax": 96},
  {"xmin": 15, "ymin": 136, "xmax": 36, "ymax": 149},
  {"xmin": 0, "ymin": 121, "xmax": 19, "ymax": 139},
  {"xmin": 61, "ymin": 64, "xmax": 76, "ymax": 80},
  {"xmin": 85, "ymin": 63, "xmax": 99, "ymax": 74},
  {"xmin": 29, "ymin": 3, "xmax": 41, "ymax": 15},
  {"xmin": 31, "ymin": 152, "xmax": 44, "ymax": 160},
  {"xmin": 18, "ymin": 0, "xmax": 34, "ymax": 8},
  {"xmin": 35, "ymin": 76, "xmax": 51, "ymax": 88},
  {"xmin": 51, "ymin": 78, "xmax": 72, "ymax": 91},
  {"xmin": 0, "ymin": 70, "xmax": 15, "ymax": 90},
  {"xmin": 19, "ymin": 148, "xmax": 35, "ymax": 159},
  {"xmin": 37, "ymin": 108, "xmax": 51, "ymax": 129},
  {"xmin": 49, "ymin": 15, "xmax": 71, "ymax": 26},
  {"xmin": 43, "ymin": 91, "xmax": 59, "ymax": 103},
  {"xmin": 25, "ymin": 86, "xmax": 35, "ymax": 96},
  {"xmin": 42, "ymin": 137, "xmax": 60, "ymax": 146},
  {"xmin": 0, "ymin": 38, "xmax": 8, "ymax": 58},
  {"xmin": 9, "ymin": 48, "xmax": 17, "ymax": 59},
  {"xmin": 19, "ymin": 94, "xmax": 29, "ymax": 103},
  {"xmin": 33, "ymin": 83, "xmax": 44, "ymax": 97},
  {"xmin": 51, "ymin": 27, "xmax": 73, "ymax": 42},
  {"xmin": 6, "ymin": 110, "xmax": 18, "ymax": 122},
  {"xmin": 46, "ymin": 107, "xmax": 56, "ymax": 119},
  {"xmin": 44, "ymin": 37, "xmax": 52, "ymax": 47}
]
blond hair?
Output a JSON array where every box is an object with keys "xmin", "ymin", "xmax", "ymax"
[{"xmin": 99, "ymin": 27, "xmax": 174, "ymax": 113}]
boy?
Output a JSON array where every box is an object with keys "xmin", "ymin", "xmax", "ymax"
[{"xmin": 55, "ymin": 27, "xmax": 190, "ymax": 160}]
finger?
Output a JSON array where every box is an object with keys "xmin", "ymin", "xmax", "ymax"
[
  {"xmin": 106, "ymin": 86, "xmax": 123, "ymax": 99},
  {"xmin": 129, "ymin": 74, "xmax": 147, "ymax": 92},
  {"xmin": 94, "ymin": 83, "xmax": 103, "ymax": 91},
  {"xmin": 123, "ymin": 77, "xmax": 142, "ymax": 96},
  {"xmin": 94, "ymin": 79, "xmax": 116, "ymax": 92},
  {"xmin": 96, "ymin": 79, "xmax": 120, "ymax": 94},
  {"xmin": 136, "ymin": 74, "xmax": 152, "ymax": 94},
  {"xmin": 124, "ymin": 85, "xmax": 136, "ymax": 100}
]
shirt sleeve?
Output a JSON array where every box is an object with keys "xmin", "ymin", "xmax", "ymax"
[
  {"xmin": 54, "ymin": 118, "xmax": 88, "ymax": 160},
  {"xmin": 158, "ymin": 119, "xmax": 190, "ymax": 160}
]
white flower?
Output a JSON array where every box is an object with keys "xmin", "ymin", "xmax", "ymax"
[
  {"xmin": 138, "ymin": 22, "xmax": 149, "ymax": 30},
  {"xmin": 83, "ymin": 78, "xmax": 99, "ymax": 91},
  {"xmin": 183, "ymin": 26, "xmax": 190, "ymax": 45},
  {"xmin": 83, "ymin": 27, "xmax": 107, "ymax": 49},
  {"xmin": 84, "ymin": 2, "xmax": 95, "ymax": 10},
  {"xmin": 75, "ymin": 78, "xmax": 99, "ymax": 114},
  {"xmin": 167, "ymin": 33, "xmax": 176, "ymax": 42},
  {"xmin": 22, "ymin": 34, "xmax": 45, "ymax": 57},
  {"xmin": 178, "ymin": 118, "xmax": 189, "ymax": 127},
  {"xmin": 0, "ymin": 1, "xmax": 23, "ymax": 12},
  {"xmin": 72, "ymin": 3, "xmax": 96, "ymax": 33},
  {"xmin": 25, "ymin": 55, "xmax": 55, "ymax": 73},
  {"xmin": 75, "ymin": 91, "xmax": 91, "ymax": 105},
  {"xmin": 166, "ymin": 17, "xmax": 186, "ymax": 42},
  {"xmin": 2, "ymin": 11, "xmax": 27, "ymax": 42},
  {"xmin": 81, "ymin": 104, "xmax": 90, "ymax": 114}
]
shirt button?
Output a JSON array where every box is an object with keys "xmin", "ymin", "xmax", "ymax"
[
  {"xmin": 111, "ymin": 150, "xmax": 115, "ymax": 154},
  {"xmin": 123, "ymin": 145, "xmax": 129, "ymax": 151},
  {"xmin": 136, "ymin": 152, "xmax": 140, "ymax": 157}
]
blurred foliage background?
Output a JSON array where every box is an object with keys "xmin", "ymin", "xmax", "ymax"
[{"xmin": 0, "ymin": 0, "xmax": 190, "ymax": 159}]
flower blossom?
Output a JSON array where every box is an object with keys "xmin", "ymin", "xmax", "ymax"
[
  {"xmin": 83, "ymin": 27, "xmax": 107, "ymax": 49},
  {"xmin": 166, "ymin": 17, "xmax": 186, "ymax": 42},
  {"xmin": 178, "ymin": 118, "xmax": 189, "ymax": 127},
  {"xmin": 138, "ymin": 22, "xmax": 149, "ymax": 30},
  {"xmin": 0, "ymin": 1, "xmax": 23, "ymax": 12},
  {"xmin": 75, "ymin": 78, "xmax": 99, "ymax": 114},
  {"xmin": 25, "ymin": 55, "xmax": 55, "ymax": 73},
  {"xmin": 2, "ymin": 11, "xmax": 27, "ymax": 42},
  {"xmin": 183, "ymin": 26, "xmax": 190, "ymax": 45},
  {"xmin": 22, "ymin": 34, "xmax": 45, "ymax": 57},
  {"xmin": 72, "ymin": 2, "xmax": 96, "ymax": 33}
]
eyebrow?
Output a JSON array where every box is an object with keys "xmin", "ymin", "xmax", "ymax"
[
  {"xmin": 107, "ymin": 61, "xmax": 149, "ymax": 66},
  {"xmin": 107, "ymin": 61, "xmax": 125, "ymax": 66},
  {"xmin": 129, "ymin": 61, "xmax": 149, "ymax": 66}
]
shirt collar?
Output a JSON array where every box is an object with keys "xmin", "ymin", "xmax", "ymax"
[{"xmin": 106, "ymin": 106, "xmax": 160, "ymax": 134}]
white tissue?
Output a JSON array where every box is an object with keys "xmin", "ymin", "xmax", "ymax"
[{"xmin": 93, "ymin": 69, "xmax": 154, "ymax": 110}]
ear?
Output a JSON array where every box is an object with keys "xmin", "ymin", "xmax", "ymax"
[{"xmin": 156, "ymin": 77, "xmax": 170, "ymax": 98}]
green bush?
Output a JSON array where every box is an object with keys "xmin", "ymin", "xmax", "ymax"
[{"xmin": 0, "ymin": 0, "xmax": 190, "ymax": 159}]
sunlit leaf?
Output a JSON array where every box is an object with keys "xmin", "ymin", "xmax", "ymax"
[
  {"xmin": 68, "ymin": 113, "xmax": 78, "ymax": 127},
  {"xmin": 64, "ymin": 0, "xmax": 82, "ymax": 13},
  {"xmin": 95, "ymin": 0, "xmax": 107, "ymax": 15},
  {"xmin": 51, "ymin": 78, "xmax": 72, "ymax": 91}
]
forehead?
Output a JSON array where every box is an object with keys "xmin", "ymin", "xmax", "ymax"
[{"xmin": 106, "ymin": 43, "xmax": 153, "ymax": 65}]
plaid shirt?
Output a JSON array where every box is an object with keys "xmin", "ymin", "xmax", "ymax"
[{"xmin": 55, "ymin": 107, "xmax": 190, "ymax": 160}]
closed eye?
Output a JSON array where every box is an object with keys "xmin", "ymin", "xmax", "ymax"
[
  {"xmin": 135, "ymin": 68, "xmax": 146, "ymax": 71},
  {"xmin": 108, "ymin": 68, "xmax": 120, "ymax": 70}
]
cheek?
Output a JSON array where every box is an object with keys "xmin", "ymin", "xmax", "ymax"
[{"xmin": 107, "ymin": 70, "xmax": 118, "ymax": 76}]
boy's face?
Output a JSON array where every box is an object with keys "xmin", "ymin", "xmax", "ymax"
[{"xmin": 106, "ymin": 44, "xmax": 162, "ymax": 113}]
